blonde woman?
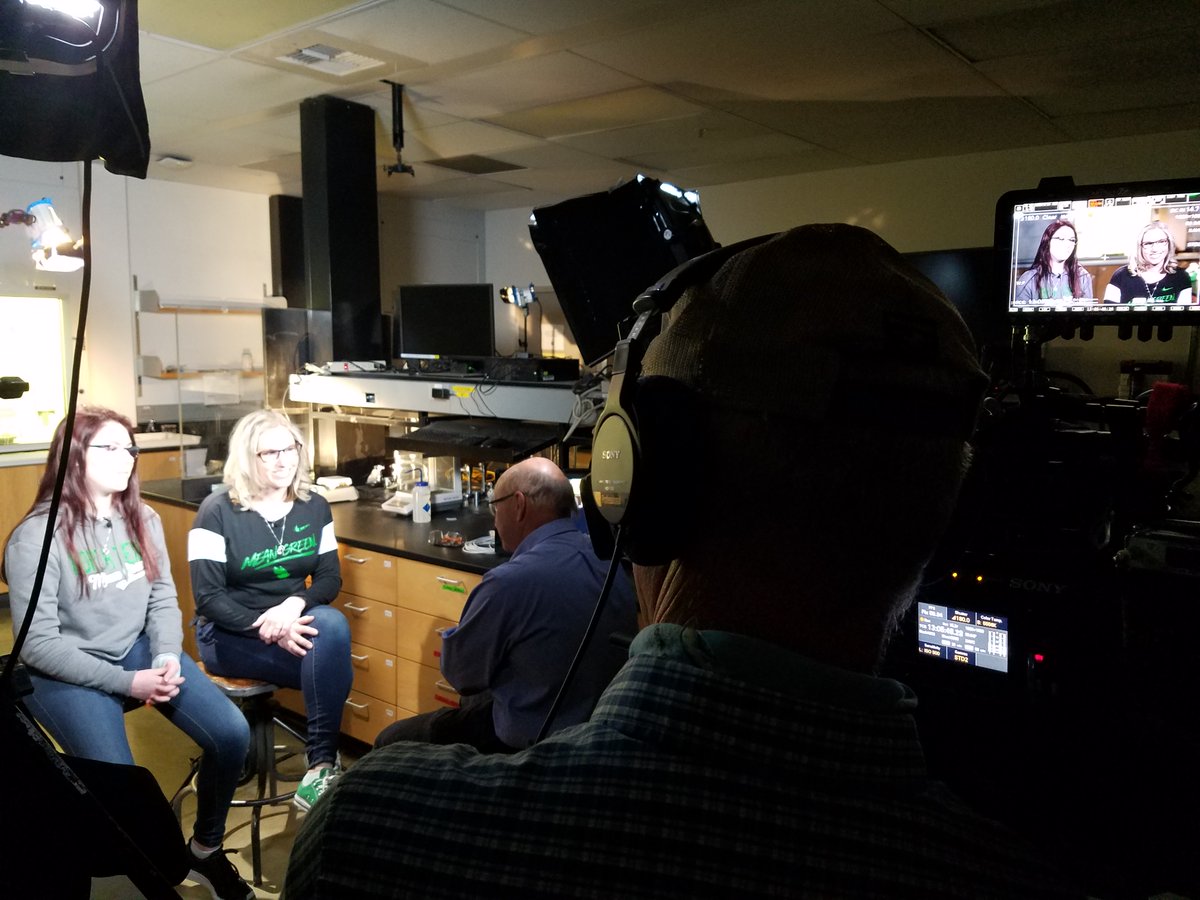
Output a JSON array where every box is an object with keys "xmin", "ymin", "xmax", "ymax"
[
  {"xmin": 188, "ymin": 409, "xmax": 351, "ymax": 813},
  {"xmin": 1104, "ymin": 222, "xmax": 1193, "ymax": 304}
]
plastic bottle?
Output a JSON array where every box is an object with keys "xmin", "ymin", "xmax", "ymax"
[
  {"xmin": 413, "ymin": 480, "xmax": 431, "ymax": 523},
  {"xmin": 241, "ymin": 348, "xmax": 253, "ymax": 372}
]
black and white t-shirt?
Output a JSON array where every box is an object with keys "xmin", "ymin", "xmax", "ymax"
[{"xmin": 188, "ymin": 491, "xmax": 341, "ymax": 631}]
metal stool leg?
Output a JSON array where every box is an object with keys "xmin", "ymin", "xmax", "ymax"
[{"xmin": 184, "ymin": 667, "xmax": 304, "ymax": 888}]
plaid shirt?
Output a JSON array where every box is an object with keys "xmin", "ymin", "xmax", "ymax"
[{"xmin": 286, "ymin": 625, "xmax": 1079, "ymax": 899}]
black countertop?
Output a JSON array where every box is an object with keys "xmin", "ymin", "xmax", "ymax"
[{"xmin": 142, "ymin": 478, "xmax": 505, "ymax": 577}]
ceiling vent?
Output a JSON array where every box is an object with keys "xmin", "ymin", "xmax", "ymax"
[
  {"xmin": 277, "ymin": 43, "xmax": 385, "ymax": 77},
  {"xmin": 426, "ymin": 155, "xmax": 524, "ymax": 175}
]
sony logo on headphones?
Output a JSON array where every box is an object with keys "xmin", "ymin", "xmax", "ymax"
[{"xmin": 599, "ymin": 449, "xmax": 622, "ymax": 460}]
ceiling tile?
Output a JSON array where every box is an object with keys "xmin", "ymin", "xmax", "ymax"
[
  {"xmin": 574, "ymin": 0, "xmax": 907, "ymax": 87},
  {"xmin": 435, "ymin": 0, "xmax": 694, "ymax": 35},
  {"xmin": 140, "ymin": 58, "xmax": 335, "ymax": 123},
  {"xmin": 232, "ymin": 28, "xmax": 425, "ymax": 86},
  {"xmin": 410, "ymin": 52, "xmax": 639, "ymax": 119},
  {"xmin": 138, "ymin": 0, "xmax": 365, "ymax": 51},
  {"xmin": 928, "ymin": 0, "xmax": 1198, "ymax": 62},
  {"xmin": 318, "ymin": 2, "xmax": 524, "ymax": 63},
  {"xmin": 876, "ymin": 0, "xmax": 1063, "ymax": 28},
  {"xmin": 42, "ymin": 0, "xmax": 1195, "ymax": 208},
  {"xmin": 138, "ymin": 33, "xmax": 221, "ymax": 84},
  {"xmin": 667, "ymin": 147, "xmax": 862, "ymax": 186},
  {"xmin": 556, "ymin": 112, "xmax": 813, "ymax": 159},
  {"xmin": 406, "ymin": 121, "xmax": 541, "ymax": 159},
  {"xmin": 485, "ymin": 161, "xmax": 637, "ymax": 194},
  {"xmin": 487, "ymin": 88, "xmax": 704, "ymax": 139},
  {"xmin": 730, "ymin": 96, "xmax": 1068, "ymax": 163},
  {"xmin": 978, "ymin": 32, "xmax": 1200, "ymax": 116},
  {"xmin": 1052, "ymin": 103, "xmax": 1200, "ymax": 142},
  {"xmin": 615, "ymin": 132, "xmax": 822, "ymax": 172}
]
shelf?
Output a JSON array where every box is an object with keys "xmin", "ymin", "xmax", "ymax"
[{"xmin": 146, "ymin": 370, "xmax": 263, "ymax": 380}]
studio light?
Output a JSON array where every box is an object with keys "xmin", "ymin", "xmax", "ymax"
[
  {"xmin": 0, "ymin": 197, "xmax": 85, "ymax": 272},
  {"xmin": 500, "ymin": 284, "xmax": 537, "ymax": 309}
]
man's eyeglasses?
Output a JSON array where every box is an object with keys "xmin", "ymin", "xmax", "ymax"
[
  {"xmin": 89, "ymin": 443, "xmax": 139, "ymax": 458},
  {"xmin": 488, "ymin": 492, "xmax": 518, "ymax": 515},
  {"xmin": 257, "ymin": 444, "xmax": 300, "ymax": 462}
]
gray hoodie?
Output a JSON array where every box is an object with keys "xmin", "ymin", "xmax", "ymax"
[{"xmin": 5, "ymin": 503, "xmax": 182, "ymax": 696}]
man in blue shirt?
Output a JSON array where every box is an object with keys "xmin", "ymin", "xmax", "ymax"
[{"xmin": 374, "ymin": 456, "xmax": 636, "ymax": 752}]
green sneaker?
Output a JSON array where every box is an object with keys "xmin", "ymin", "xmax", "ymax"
[{"xmin": 293, "ymin": 766, "xmax": 337, "ymax": 813}]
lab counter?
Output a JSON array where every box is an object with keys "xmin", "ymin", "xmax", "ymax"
[
  {"xmin": 140, "ymin": 477, "xmax": 505, "ymax": 577},
  {"xmin": 0, "ymin": 449, "xmax": 51, "ymax": 468}
]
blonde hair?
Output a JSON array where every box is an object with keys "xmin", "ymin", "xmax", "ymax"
[
  {"xmin": 223, "ymin": 409, "xmax": 311, "ymax": 507},
  {"xmin": 1128, "ymin": 222, "xmax": 1178, "ymax": 275}
]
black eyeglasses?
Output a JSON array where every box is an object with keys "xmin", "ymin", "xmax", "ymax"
[
  {"xmin": 89, "ymin": 443, "xmax": 140, "ymax": 458},
  {"xmin": 488, "ymin": 492, "xmax": 518, "ymax": 515},
  {"xmin": 257, "ymin": 443, "xmax": 300, "ymax": 462}
]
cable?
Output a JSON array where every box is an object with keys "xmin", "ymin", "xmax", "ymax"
[
  {"xmin": 462, "ymin": 534, "xmax": 495, "ymax": 554},
  {"xmin": 563, "ymin": 383, "xmax": 605, "ymax": 444},
  {"xmin": 534, "ymin": 523, "xmax": 626, "ymax": 743},
  {"xmin": 2, "ymin": 160, "xmax": 93, "ymax": 693}
]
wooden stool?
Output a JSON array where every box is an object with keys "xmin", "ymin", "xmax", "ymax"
[{"xmin": 171, "ymin": 662, "xmax": 305, "ymax": 887}]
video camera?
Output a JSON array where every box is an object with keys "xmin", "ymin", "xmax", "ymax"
[{"xmin": 883, "ymin": 174, "xmax": 1200, "ymax": 898}]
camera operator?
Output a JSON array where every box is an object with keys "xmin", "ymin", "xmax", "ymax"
[{"xmin": 284, "ymin": 225, "xmax": 1080, "ymax": 899}]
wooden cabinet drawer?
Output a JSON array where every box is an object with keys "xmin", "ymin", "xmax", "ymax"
[
  {"xmin": 338, "ymin": 544, "xmax": 398, "ymax": 603},
  {"xmin": 349, "ymin": 641, "xmax": 397, "ymax": 705},
  {"xmin": 393, "ymin": 605, "xmax": 457, "ymax": 668},
  {"xmin": 394, "ymin": 557, "xmax": 478, "ymax": 620},
  {"xmin": 336, "ymin": 592, "xmax": 397, "ymax": 655},
  {"xmin": 341, "ymin": 690, "xmax": 396, "ymax": 746},
  {"xmin": 138, "ymin": 450, "xmax": 183, "ymax": 481},
  {"xmin": 395, "ymin": 656, "xmax": 460, "ymax": 713}
]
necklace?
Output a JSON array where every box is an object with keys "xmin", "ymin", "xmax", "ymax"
[
  {"xmin": 1041, "ymin": 270, "xmax": 1068, "ymax": 299},
  {"xmin": 98, "ymin": 517, "xmax": 113, "ymax": 555},
  {"xmin": 262, "ymin": 511, "xmax": 288, "ymax": 555},
  {"xmin": 1143, "ymin": 272, "xmax": 1162, "ymax": 301}
]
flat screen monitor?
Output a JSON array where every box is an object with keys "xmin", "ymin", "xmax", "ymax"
[
  {"xmin": 904, "ymin": 246, "xmax": 1008, "ymax": 350},
  {"xmin": 530, "ymin": 175, "xmax": 716, "ymax": 367},
  {"xmin": 916, "ymin": 601, "xmax": 1009, "ymax": 673},
  {"xmin": 394, "ymin": 283, "xmax": 495, "ymax": 359},
  {"xmin": 996, "ymin": 176, "xmax": 1200, "ymax": 322}
]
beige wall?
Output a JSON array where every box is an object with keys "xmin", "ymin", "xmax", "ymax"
[{"xmin": 485, "ymin": 128, "xmax": 1200, "ymax": 392}]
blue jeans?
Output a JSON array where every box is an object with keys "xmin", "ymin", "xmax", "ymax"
[
  {"xmin": 196, "ymin": 604, "xmax": 352, "ymax": 769},
  {"xmin": 24, "ymin": 633, "xmax": 251, "ymax": 848}
]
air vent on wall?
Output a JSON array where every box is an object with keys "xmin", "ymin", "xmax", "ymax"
[
  {"xmin": 426, "ymin": 155, "xmax": 524, "ymax": 175},
  {"xmin": 277, "ymin": 43, "xmax": 384, "ymax": 77}
]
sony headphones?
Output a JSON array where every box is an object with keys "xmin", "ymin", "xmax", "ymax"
[{"xmin": 582, "ymin": 235, "xmax": 777, "ymax": 565}]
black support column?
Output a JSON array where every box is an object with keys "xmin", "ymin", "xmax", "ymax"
[{"xmin": 300, "ymin": 95, "xmax": 382, "ymax": 362}]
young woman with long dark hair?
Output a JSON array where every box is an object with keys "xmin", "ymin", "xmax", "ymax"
[{"xmin": 3, "ymin": 407, "xmax": 254, "ymax": 900}]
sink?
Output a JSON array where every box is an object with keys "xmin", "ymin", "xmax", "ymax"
[{"xmin": 134, "ymin": 432, "xmax": 202, "ymax": 449}]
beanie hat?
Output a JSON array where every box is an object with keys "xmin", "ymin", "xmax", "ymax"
[{"xmin": 641, "ymin": 224, "xmax": 987, "ymax": 438}]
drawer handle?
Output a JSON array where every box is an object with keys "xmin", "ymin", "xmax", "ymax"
[
  {"xmin": 435, "ymin": 575, "xmax": 465, "ymax": 587},
  {"xmin": 344, "ymin": 699, "xmax": 368, "ymax": 710},
  {"xmin": 434, "ymin": 679, "xmax": 459, "ymax": 694},
  {"xmin": 343, "ymin": 602, "xmax": 369, "ymax": 613},
  {"xmin": 344, "ymin": 555, "xmax": 369, "ymax": 565},
  {"xmin": 351, "ymin": 653, "xmax": 369, "ymax": 662}
]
